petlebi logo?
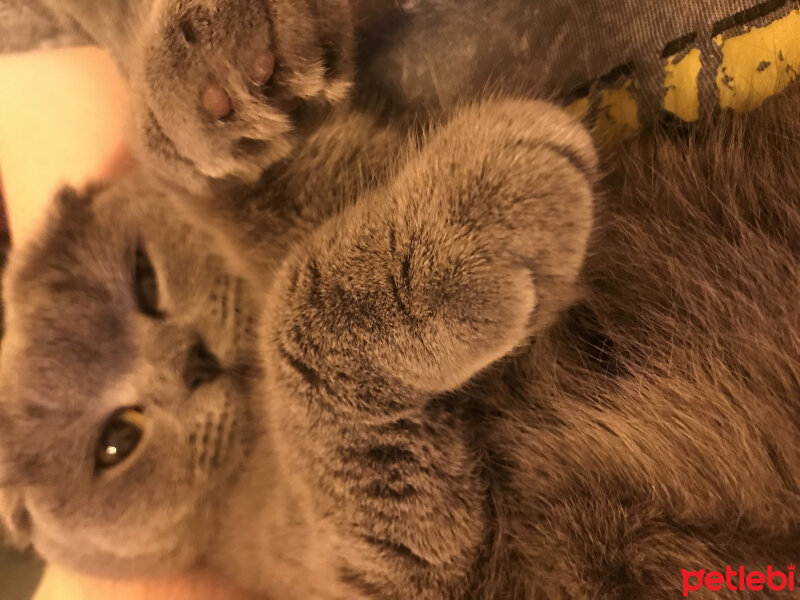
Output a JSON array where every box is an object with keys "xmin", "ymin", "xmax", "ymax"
[{"xmin": 682, "ymin": 565, "xmax": 796, "ymax": 597}]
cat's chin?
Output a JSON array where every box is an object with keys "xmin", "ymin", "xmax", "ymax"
[
  {"xmin": 33, "ymin": 527, "xmax": 207, "ymax": 581},
  {"xmin": 28, "ymin": 494, "xmax": 220, "ymax": 579}
]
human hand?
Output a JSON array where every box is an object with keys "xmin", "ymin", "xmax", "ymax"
[{"xmin": 0, "ymin": 46, "xmax": 130, "ymax": 247}]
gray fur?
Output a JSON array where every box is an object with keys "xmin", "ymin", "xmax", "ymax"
[{"xmin": 1, "ymin": 1, "xmax": 800, "ymax": 599}]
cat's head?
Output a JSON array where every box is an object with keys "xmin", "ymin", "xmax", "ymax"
[{"xmin": 0, "ymin": 181, "xmax": 262, "ymax": 577}]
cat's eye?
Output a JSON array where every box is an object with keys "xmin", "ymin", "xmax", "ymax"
[
  {"xmin": 133, "ymin": 247, "xmax": 163, "ymax": 318},
  {"xmin": 95, "ymin": 408, "xmax": 145, "ymax": 471}
]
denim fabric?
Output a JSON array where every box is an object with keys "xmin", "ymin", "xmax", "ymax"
[
  {"xmin": 532, "ymin": 0, "xmax": 797, "ymax": 119},
  {"xmin": 361, "ymin": 0, "xmax": 796, "ymax": 125}
]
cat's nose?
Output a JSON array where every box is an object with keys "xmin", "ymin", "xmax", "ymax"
[{"xmin": 183, "ymin": 340, "xmax": 223, "ymax": 391}]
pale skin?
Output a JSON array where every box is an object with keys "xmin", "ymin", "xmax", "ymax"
[{"xmin": 0, "ymin": 46, "xmax": 260, "ymax": 600}]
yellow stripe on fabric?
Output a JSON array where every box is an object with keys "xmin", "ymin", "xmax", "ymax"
[
  {"xmin": 716, "ymin": 7, "xmax": 800, "ymax": 111},
  {"xmin": 565, "ymin": 96, "xmax": 591, "ymax": 120},
  {"xmin": 592, "ymin": 81, "xmax": 640, "ymax": 142},
  {"xmin": 663, "ymin": 48, "xmax": 702, "ymax": 122}
]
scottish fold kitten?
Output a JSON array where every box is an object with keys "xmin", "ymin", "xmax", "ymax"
[
  {"xmin": 2, "ymin": 1, "xmax": 800, "ymax": 599},
  {"xmin": 0, "ymin": 91, "xmax": 596, "ymax": 598},
  {"xmin": 4, "ymin": 85, "xmax": 800, "ymax": 599}
]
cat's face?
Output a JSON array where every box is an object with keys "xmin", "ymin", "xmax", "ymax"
[{"xmin": 0, "ymin": 181, "xmax": 262, "ymax": 577}]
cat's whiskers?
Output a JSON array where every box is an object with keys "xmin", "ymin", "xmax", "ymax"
[{"xmin": 190, "ymin": 403, "xmax": 236, "ymax": 482}]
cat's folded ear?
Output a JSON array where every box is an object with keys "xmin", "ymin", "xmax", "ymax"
[
  {"xmin": 52, "ymin": 184, "xmax": 104, "ymax": 213},
  {"xmin": 22, "ymin": 184, "xmax": 106, "ymax": 253}
]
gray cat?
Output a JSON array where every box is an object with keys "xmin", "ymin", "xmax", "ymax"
[
  {"xmin": 2, "ymin": 1, "xmax": 800, "ymax": 599},
  {"xmin": 0, "ymin": 89, "xmax": 597, "ymax": 598}
]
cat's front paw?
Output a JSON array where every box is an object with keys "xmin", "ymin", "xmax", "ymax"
[
  {"xmin": 381, "ymin": 100, "xmax": 597, "ymax": 391},
  {"xmin": 130, "ymin": 0, "xmax": 354, "ymax": 189}
]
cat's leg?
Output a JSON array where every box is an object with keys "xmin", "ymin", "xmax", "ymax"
[
  {"xmin": 273, "ymin": 98, "xmax": 596, "ymax": 395},
  {"xmin": 263, "ymin": 99, "xmax": 597, "ymax": 597},
  {"xmin": 171, "ymin": 109, "xmax": 407, "ymax": 280}
]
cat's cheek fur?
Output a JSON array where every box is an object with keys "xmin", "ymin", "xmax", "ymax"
[{"xmin": 26, "ymin": 509, "xmax": 208, "ymax": 579}]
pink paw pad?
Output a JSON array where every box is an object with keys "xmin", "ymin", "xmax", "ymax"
[
  {"xmin": 250, "ymin": 52, "xmax": 275, "ymax": 86},
  {"xmin": 202, "ymin": 84, "xmax": 233, "ymax": 119}
]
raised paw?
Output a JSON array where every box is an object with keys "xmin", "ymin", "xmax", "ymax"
[
  {"xmin": 379, "ymin": 100, "xmax": 598, "ymax": 392},
  {"xmin": 271, "ymin": 99, "xmax": 597, "ymax": 396},
  {"xmin": 129, "ymin": 0, "xmax": 354, "ymax": 189}
]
